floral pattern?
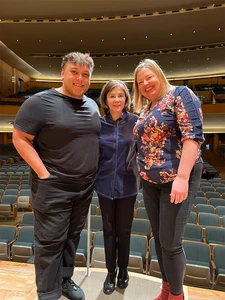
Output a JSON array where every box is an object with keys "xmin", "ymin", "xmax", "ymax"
[{"xmin": 134, "ymin": 86, "xmax": 204, "ymax": 184}]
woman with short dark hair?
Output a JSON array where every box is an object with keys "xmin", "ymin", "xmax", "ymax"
[{"xmin": 95, "ymin": 80, "xmax": 138, "ymax": 295}]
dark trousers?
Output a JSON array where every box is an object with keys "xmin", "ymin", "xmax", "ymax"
[
  {"xmin": 98, "ymin": 195, "xmax": 136, "ymax": 273},
  {"xmin": 31, "ymin": 174, "xmax": 94, "ymax": 300},
  {"xmin": 142, "ymin": 163, "xmax": 202, "ymax": 295}
]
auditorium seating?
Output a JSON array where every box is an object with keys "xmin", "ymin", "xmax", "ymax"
[
  {"xmin": 128, "ymin": 234, "xmax": 148, "ymax": 273},
  {"xmin": 0, "ymin": 225, "xmax": 17, "ymax": 260},
  {"xmin": 205, "ymin": 226, "xmax": 225, "ymax": 247},
  {"xmin": 195, "ymin": 204, "xmax": 215, "ymax": 215},
  {"xmin": 183, "ymin": 240, "xmax": 214, "ymax": 288},
  {"xmin": 17, "ymin": 196, "xmax": 31, "ymax": 211},
  {"xmin": 216, "ymin": 206, "xmax": 225, "ymax": 217},
  {"xmin": 75, "ymin": 229, "xmax": 92, "ymax": 267},
  {"xmin": 0, "ymin": 195, "xmax": 18, "ymax": 219},
  {"xmin": 90, "ymin": 204, "xmax": 98, "ymax": 215},
  {"xmin": 148, "ymin": 237, "xmax": 161, "ymax": 278},
  {"xmin": 84, "ymin": 215, "xmax": 103, "ymax": 232},
  {"xmin": 135, "ymin": 207, "xmax": 148, "ymax": 219},
  {"xmin": 184, "ymin": 223, "xmax": 203, "ymax": 242},
  {"xmin": 11, "ymin": 226, "xmax": 34, "ymax": 263},
  {"xmin": 1, "ymin": 148, "xmax": 225, "ymax": 290},
  {"xmin": 187, "ymin": 212, "xmax": 197, "ymax": 224},
  {"xmin": 17, "ymin": 212, "xmax": 34, "ymax": 228},
  {"xmin": 212, "ymin": 245, "xmax": 225, "ymax": 290},
  {"xmin": 209, "ymin": 198, "xmax": 225, "ymax": 208},
  {"xmin": 90, "ymin": 230, "xmax": 105, "ymax": 268},
  {"xmin": 193, "ymin": 197, "xmax": 208, "ymax": 206},
  {"xmin": 131, "ymin": 218, "xmax": 151, "ymax": 240},
  {"xmin": 198, "ymin": 213, "xmax": 220, "ymax": 228}
]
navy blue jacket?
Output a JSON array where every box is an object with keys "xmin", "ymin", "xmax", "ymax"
[{"xmin": 95, "ymin": 111, "xmax": 138, "ymax": 200}]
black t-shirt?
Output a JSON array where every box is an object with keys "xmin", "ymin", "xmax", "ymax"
[{"xmin": 14, "ymin": 89, "xmax": 101, "ymax": 181}]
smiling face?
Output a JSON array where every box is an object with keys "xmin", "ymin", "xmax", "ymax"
[
  {"xmin": 61, "ymin": 62, "xmax": 91, "ymax": 99},
  {"xmin": 106, "ymin": 87, "xmax": 126, "ymax": 117},
  {"xmin": 136, "ymin": 68, "xmax": 161, "ymax": 103}
]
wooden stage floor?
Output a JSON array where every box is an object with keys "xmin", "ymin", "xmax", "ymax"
[{"xmin": 0, "ymin": 261, "xmax": 224, "ymax": 300}]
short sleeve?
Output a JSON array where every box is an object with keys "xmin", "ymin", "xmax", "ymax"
[
  {"xmin": 14, "ymin": 94, "xmax": 45, "ymax": 136},
  {"xmin": 174, "ymin": 86, "xmax": 204, "ymax": 145}
]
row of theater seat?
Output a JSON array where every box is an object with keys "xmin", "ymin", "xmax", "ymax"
[
  {"xmin": 0, "ymin": 172, "xmax": 31, "ymax": 219},
  {"xmin": 0, "ymin": 224, "xmax": 224, "ymax": 291}
]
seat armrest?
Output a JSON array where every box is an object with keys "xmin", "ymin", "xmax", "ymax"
[{"xmin": 12, "ymin": 203, "xmax": 18, "ymax": 218}]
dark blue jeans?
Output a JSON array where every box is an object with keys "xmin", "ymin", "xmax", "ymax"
[{"xmin": 142, "ymin": 162, "xmax": 203, "ymax": 295}]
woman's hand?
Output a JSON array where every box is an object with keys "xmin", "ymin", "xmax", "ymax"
[{"xmin": 170, "ymin": 176, "xmax": 188, "ymax": 204}]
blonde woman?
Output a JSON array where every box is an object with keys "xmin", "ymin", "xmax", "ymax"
[{"xmin": 133, "ymin": 59, "xmax": 204, "ymax": 300}]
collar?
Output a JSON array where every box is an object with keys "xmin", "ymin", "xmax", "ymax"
[{"xmin": 105, "ymin": 111, "xmax": 129, "ymax": 123}]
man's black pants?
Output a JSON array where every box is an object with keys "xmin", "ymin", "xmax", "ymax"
[{"xmin": 31, "ymin": 173, "xmax": 94, "ymax": 300}]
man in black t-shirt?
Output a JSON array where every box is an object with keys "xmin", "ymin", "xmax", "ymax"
[{"xmin": 13, "ymin": 52, "xmax": 100, "ymax": 300}]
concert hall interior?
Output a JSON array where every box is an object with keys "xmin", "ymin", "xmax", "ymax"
[{"xmin": 0, "ymin": 1, "xmax": 225, "ymax": 299}]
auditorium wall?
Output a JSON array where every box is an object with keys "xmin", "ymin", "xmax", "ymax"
[
  {"xmin": 0, "ymin": 133, "xmax": 12, "ymax": 144},
  {"xmin": 29, "ymin": 81, "xmax": 131, "ymax": 90},
  {"xmin": 0, "ymin": 59, "xmax": 31, "ymax": 97}
]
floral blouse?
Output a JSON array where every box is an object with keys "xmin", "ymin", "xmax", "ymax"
[{"xmin": 133, "ymin": 86, "xmax": 204, "ymax": 184}]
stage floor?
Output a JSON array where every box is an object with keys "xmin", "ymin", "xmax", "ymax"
[{"xmin": 0, "ymin": 261, "xmax": 224, "ymax": 300}]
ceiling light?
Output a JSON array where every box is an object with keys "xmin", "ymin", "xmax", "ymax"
[
  {"xmin": 39, "ymin": 39, "xmax": 41, "ymax": 42},
  {"xmin": 102, "ymin": 39, "xmax": 104, "ymax": 42},
  {"xmin": 123, "ymin": 37, "xmax": 126, "ymax": 40},
  {"xmin": 207, "ymin": 58, "xmax": 209, "ymax": 60},
  {"xmin": 16, "ymin": 39, "xmax": 19, "ymax": 42},
  {"xmin": 170, "ymin": 33, "xmax": 173, "ymax": 36},
  {"xmin": 145, "ymin": 36, "xmax": 148, "ymax": 38},
  {"xmin": 218, "ymin": 28, "xmax": 221, "ymax": 30},
  {"xmin": 170, "ymin": 61, "xmax": 172, "ymax": 64},
  {"xmin": 193, "ymin": 30, "xmax": 196, "ymax": 33},
  {"xmin": 59, "ymin": 40, "xmax": 61, "ymax": 42},
  {"xmin": 80, "ymin": 39, "xmax": 83, "ymax": 42}
]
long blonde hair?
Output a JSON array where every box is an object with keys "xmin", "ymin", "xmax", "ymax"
[{"xmin": 133, "ymin": 59, "xmax": 170, "ymax": 113}]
